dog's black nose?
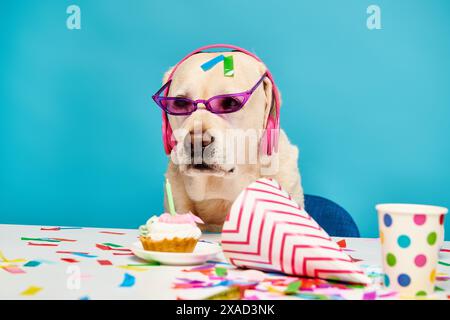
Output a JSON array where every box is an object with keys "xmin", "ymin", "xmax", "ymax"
[
  {"xmin": 185, "ymin": 131, "xmax": 215, "ymax": 150},
  {"xmin": 185, "ymin": 131, "xmax": 214, "ymax": 163}
]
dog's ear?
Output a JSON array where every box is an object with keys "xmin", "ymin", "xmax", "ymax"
[
  {"xmin": 162, "ymin": 66, "xmax": 175, "ymax": 84},
  {"xmin": 259, "ymin": 63, "xmax": 282, "ymax": 128}
]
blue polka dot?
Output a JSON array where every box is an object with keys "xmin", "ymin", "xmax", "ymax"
[
  {"xmin": 383, "ymin": 214, "xmax": 393, "ymax": 227},
  {"xmin": 384, "ymin": 274, "xmax": 390, "ymax": 287},
  {"xmin": 397, "ymin": 235, "xmax": 411, "ymax": 248},
  {"xmin": 398, "ymin": 274, "xmax": 411, "ymax": 287}
]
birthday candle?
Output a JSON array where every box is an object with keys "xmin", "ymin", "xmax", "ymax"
[{"xmin": 165, "ymin": 179, "xmax": 176, "ymax": 216}]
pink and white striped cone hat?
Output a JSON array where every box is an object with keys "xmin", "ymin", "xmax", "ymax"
[{"xmin": 221, "ymin": 178, "xmax": 371, "ymax": 284}]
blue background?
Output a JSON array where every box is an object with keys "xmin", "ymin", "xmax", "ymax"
[{"xmin": 1, "ymin": 0, "xmax": 449, "ymax": 238}]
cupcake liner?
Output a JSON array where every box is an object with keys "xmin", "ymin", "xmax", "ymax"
[{"xmin": 140, "ymin": 236, "xmax": 198, "ymax": 253}]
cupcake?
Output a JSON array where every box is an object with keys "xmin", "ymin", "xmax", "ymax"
[{"xmin": 139, "ymin": 212, "xmax": 204, "ymax": 253}]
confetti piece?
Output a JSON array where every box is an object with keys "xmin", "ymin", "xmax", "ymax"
[
  {"xmin": 23, "ymin": 261, "xmax": 41, "ymax": 267},
  {"xmin": 21, "ymin": 286, "xmax": 43, "ymax": 296},
  {"xmin": 21, "ymin": 237, "xmax": 60, "ymax": 242},
  {"xmin": 49, "ymin": 238, "xmax": 77, "ymax": 242},
  {"xmin": 27, "ymin": 242, "xmax": 59, "ymax": 247},
  {"xmin": 99, "ymin": 231, "xmax": 126, "ymax": 235},
  {"xmin": 435, "ymin": 286, "xmax": 444, "ymax": 292},
  {"xmin": 113, "ymin": 252, "xmax": 134, "ymax": 256},
  {"xmin": 112, "ymin": 248, "xmax": 131, "ymax": 252},
  {"xmin": 97, "ymin": 260, "xmax": 113, "ymax": 266},
  {"xmin": 127, "ymin": 262, "xmax": 160, "ymax": 266},
  {"xmin": 79, "ymin": 295, "xmax": 90, "ymax": 300},
  {"xmin": 40, "ymin": 227, "xmax": 83, "ymax": 231},
  {"xmin": 215, "ymin": 267, "xmax": 228, "ymax": 277},
  {"xmin": 439, "ymin": 261, "xmax": 450, "ymax": 267},
  {"xmin": 363, "ymin": 291, "xmax": 377, "ymax": 300},
  {"xmin": 70, "ymin": 253, "xmax": 97, "ymax": 258},
  {"xmin": 119, "ymin": 273, "xmax": 135, "ymax": 287},
  {"xmin": 441, "ymin": 248, "xmax": 450, "ymax": 253},
  {"xmin": 285, "ymin": 280, "xmax": 301, "ymax": 294},
  {"xmin": 200, "ymin": 55, "xmax": 225, "ymax": 71},
  {"xmin": 187, "ymin": 263, "xmax": 217, "ymax": 271},
  {"xmin": 61, "ymin": 258, "xmax": 79, "ymax": 263},
  {"xmin": 1, "ymin": 265, "xmax": 26, "ymax": 274},
  {"xmin": 117, "ymin": 266, "xmax": 151, "ymax": 272},
  {"xmin": 223, "ymin": 55, "xmax": 234, "ymax": 77},
  {"xmin": 40, "ymin": 227, "xmax": 61, "ymax": 231},
  {"xmin": 377, "ymin": 291, "xmax": 398, "ymax": 298},
  {"xmin": 56, "ymin": 251, "xmax": 89, "ymax": 254},
  {"xmin": 350, "ymin": 256, "xmax": 364, "ymax": 263},
  {"xmin": 205, "ymin": 286, "xmax": 242, "ymax": 300},
  {"xmin": 336, "ymin": 239, "xmax": 347, "ymax": 248},
  {"xmin": 34, "ymin": 259, "xmax": 56, "ymax": 265},
  {"xmin": 96, "ymin": 244, "xmax": 111, "ymax": 251},
  {"xmin": 102, "ymin": 243, "xmax": 123, "ymax": 248},
  {"xmin": 0, "ymin": 250, "xmax": 26, "ymax": 263}
]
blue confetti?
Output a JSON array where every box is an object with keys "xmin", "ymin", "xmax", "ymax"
[
  {"xmin": 70, "ymin": 252, "xmax": 98, "ymax": 258},
  {"xmin": 120, "ymin": 273, "xmax": 135, "ymax": 287},
  {"xmin": 200, "ymin": 55, "xmax": 225, "ymax": 71}
]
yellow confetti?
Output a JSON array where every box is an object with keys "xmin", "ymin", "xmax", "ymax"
[
  {"xmin": 21, "ymin": 286, "xmax": 42, "ymax": 296},
  {"xmin": 116, "ymin": 265, "xmax": 150, "ymax": 272},
  {"xmin": 267, "ymin": 286, "xmax": 283, "ymax": 294},
  {"xmin": 0, "ymin": 250, "xmax": 26, "ymax": 263}
]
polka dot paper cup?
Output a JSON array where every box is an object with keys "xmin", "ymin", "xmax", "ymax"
[{"xmin": 376, "ymin": 203, "xmax": 447, "ymax": 298}]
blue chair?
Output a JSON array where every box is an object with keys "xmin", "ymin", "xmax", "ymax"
[{"xmin": 304, "ymin": 195, "xmax": 360, "ymax": 237}]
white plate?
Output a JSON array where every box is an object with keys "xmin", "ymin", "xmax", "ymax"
[{"xmin": 130, "ymin": 240, "xmax": 222, "ymax": 266}]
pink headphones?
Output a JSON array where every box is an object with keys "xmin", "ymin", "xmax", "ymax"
[{"xmin": 161, "ymin": 44, "xmax": 281, "ymax": 156}]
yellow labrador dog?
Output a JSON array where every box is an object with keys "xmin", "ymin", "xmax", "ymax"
[{"xmin": 161, "ymin": 51, "xmax": 304, "ymax": 232}]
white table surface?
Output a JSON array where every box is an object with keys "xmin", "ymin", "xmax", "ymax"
[{"xmin": 0, "ymin": 224, "xmax": 449, "ymax": 300}]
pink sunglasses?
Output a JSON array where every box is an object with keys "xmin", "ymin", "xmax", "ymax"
[{"xmin": 152, "ymin": 73, "xmax": 267, "ymax": 116}]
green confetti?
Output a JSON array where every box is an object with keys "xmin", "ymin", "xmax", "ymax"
[
  {"xmin": 295, "ymin": 293, "xmax": 330, "ymax": 300},
  {"xmin": 102, "ymin": 243, "xmax": 122, "ymax": 248},
  {"xmin": 345, "ymin": 283, "xmax": 366, "ymax": 289},
  {"xmin": 127, "ymin": 262, "xmax": 160, "ymax": 266},
  {"xmin": 435, "ymin": 286, "xmax": 444, "ymax": 292},
  {"xmin": 223, "ymin": 55, "xmax": 234, "ymax": 77},
  {"xmin": 285, "ymin": 280, "xmax": 302, "ymax": 294},
  {"xmin": 206, "ymin": 287, "xmax": 241, "ymax": 300},
  {"xmin": 215, "ymin": 267, "xmax": 228, "ymax": 277},
  {"xmin": 438, "ymin": 261, "xmax": 450, "ymax": 267},
  {"xmin": 21, "ymin": 237, "xmax": 60, "ymax": 243}
]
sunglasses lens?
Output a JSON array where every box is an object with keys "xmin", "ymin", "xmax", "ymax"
[
  {"xmin": 161, "ymin": 98, "xmax": 195, "ymax": 115},
  {"xmin": 208, "ymin": 95, "xmax": 246, "ymax": 113}
]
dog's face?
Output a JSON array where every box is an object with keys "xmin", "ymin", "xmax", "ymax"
[{"xmin": 163, "ymin": 52, "xmax": 275, "ymax": 200}]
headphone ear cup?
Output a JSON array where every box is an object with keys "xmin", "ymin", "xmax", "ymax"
[
  {"xmin": 162, "ymin": 113, "xmax": 174, "ymax": 155},
  {"xmin": 261, "ymin": 116, "xmax": 276, "ymax": 156}
]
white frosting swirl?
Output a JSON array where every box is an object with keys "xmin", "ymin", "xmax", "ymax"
[{"xmin": 144, "ymin": 216, "xmax": 201, "ymax": 241}]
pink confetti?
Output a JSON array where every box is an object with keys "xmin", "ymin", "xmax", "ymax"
[
  {"xmin": 1, "ymin": 266, "xmax": 26, "ymax": 274},
  {"xmin": 99, "ymin": 231, "xmax": 126, "ymax": 235},
  {"xmin": 61, "ymin": 258, "xmax": 79, "ymax": 263},
  {"xmin": 28, "ymin": 242, "xmax": 59, "ymax": 247},
  {"xmin": 363, "ymin": 291, "xmax": 377, "ymax": 300},
  {"xmin": 96, "ymin": 244, "xmax": 111, "ymax": 251},
  {"xmin": 378, "ymin": 291, "xmax": 398, "ymax": 298},
  {"xmin": 56, "ymin": 251, "xmax": 89, "ymax": 254}
]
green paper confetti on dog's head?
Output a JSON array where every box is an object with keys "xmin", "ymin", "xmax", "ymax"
[{"xmin": 223, "ymin": 55, "xmax": 234, "ymax": 77}]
